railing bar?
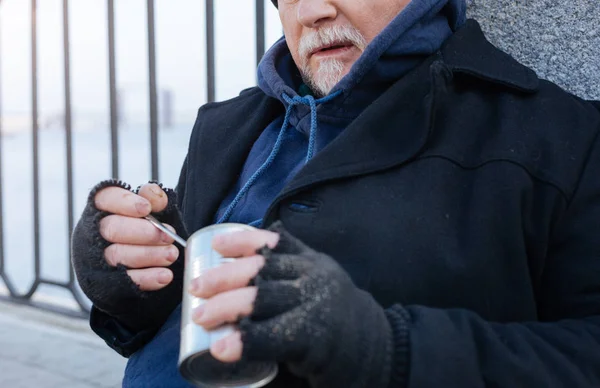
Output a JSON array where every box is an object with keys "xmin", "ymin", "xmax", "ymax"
[
  {"xmin": 62, "ymin": 0, "xmax": 77, "ymax": 291},
  {"xmin": 0, "ymin": 6, "xmax": 5, "ymax": 278},
  {"xmin": 38, "ymin": 279, "xmax": 70, "ymax": 288},
  {"xmin": 0, "ymin": 29, "xmax": 19, "ymax": 301},
  {"xmin": 33, "ymin": 279, "xmax": 89, "ymax": 312},
  {"xmin": 107, "ymin": 0, "xmax": 119, "ymax": 179},
  {"xmin": 0, "ymin": 274, "xmax": 19, "ymax": 295},
  {"xmin": 0, "ymin": 295, "xmax": 88, "ymax": 319},
  {"xmin": 31, "ymin": 0, "xmax": 41, "ymax": 287},
  {"xmin": 22, "ymin": 279, "xmax": 40, "ymax": 299},
  {"xmin": 255, "ymin": 0, "xmax": 265, "ymax": 67},
  {"xmin": 206, "ymin": 0, "xmax": 215, "ymax": 103},
  {"xmin": 147, "ymin": 0, "xmax": 159, "ymax": 181}
]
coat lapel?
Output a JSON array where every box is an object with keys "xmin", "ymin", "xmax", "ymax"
[
  {"xmin": 263, "ymin": 21, "xmax": 542, "ymax": 224},
  {"xmin": 183, "ymin": 89, "xmax": 283, "ymax": 231},
  {"xmin": 270, "ymin": 54, "xmax": 439, "ymax": 202}
]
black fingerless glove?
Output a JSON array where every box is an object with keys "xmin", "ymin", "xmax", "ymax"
[
  {"xmin": 71, "ymin": 179, "xmax": 188, "ymax": 333},
  {"xmin": 240, "ymin": 222, "xmax": 397, "ymax": 388}
]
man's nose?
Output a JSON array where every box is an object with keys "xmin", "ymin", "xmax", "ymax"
[{"xmin": 297, "ymin": 0, "xmax": 337, "ymax": 28}]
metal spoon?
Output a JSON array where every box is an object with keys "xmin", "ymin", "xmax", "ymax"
[{"xmin": 145, "ymin": 214, "xmax": 187, "ymax": 248}]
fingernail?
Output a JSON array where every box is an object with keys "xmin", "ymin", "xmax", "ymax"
[
  {"xmin": 213, "ymin": 339, "xmax": 226, "ymax": 355},
  {"xmin": 159, "ymin": 230, "xmax": 174, "ymax": 244},
  {"xmin": 212, "ymin": 235, "xmax": 223, "ymax": 246},
  {"xmin": 189, "ymin": 278, "xmax": 202, "ymax": 294},
  {"xmin": 193, "ymin": 305, "xmax": 205, "ymax": 322},
  {"xmin": 135, "ymin": 200, "xmax": 150, "ymax": 214},
  {"xmin": 167, "ymin": 246, "xmax": 179, "ymax": 262},
  {"xmin": 150, "ymin": 186, "xmax": 164, "ymax": 197},
  {"xmin": 157, "ymin": 270, "xmax": 171, "ymax": 285}
]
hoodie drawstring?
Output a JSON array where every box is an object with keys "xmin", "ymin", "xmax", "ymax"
[{"xmin": 217, "ymin": 91, "xmax": 341, "ymax": 226}]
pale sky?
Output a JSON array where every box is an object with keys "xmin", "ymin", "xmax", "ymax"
[{"xmin": 0, "ymin": 0, "xmax": 284, "ymax": 128}]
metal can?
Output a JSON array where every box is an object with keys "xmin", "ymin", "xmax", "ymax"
[{"xmin": 179, "ymin": 223, "xmax": 278, "ymax": 388}]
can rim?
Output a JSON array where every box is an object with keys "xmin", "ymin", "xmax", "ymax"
[
  {"xmin": 178, "ymin": 352, "xmax": 278, "ymax": 388},
  {"xmin": 187, "ymin": 223, "xmax": 257, "ymax": 241}
]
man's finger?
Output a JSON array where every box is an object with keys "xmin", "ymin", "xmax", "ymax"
[
  {"xmin": 212, "ymin": 230, "xmax": 279, "ymax": 258},
  {"xmin": 192, "ymin": 287, "xmax": 257, "ymax": 330},
  {"xmin": 94, "ymin": 186, "xmax": 151, "ymax": 217},
  {"xmin": 211, "ymin": 331, "xmax": 243, "ymax": 363},
  {"xmin": 105, "ymin": 244, "xmax": 179, "ymax": 269},
  {"xmin": 100, "ymin": 215, "xmax": 176, "ymax": 245},
  {"xmin": 189, "ymin": 255, "xmax": 264, "ymax": 298},
  {"xmin": 137, "ymin": 183, "xmax": 169, "ymax": 213},
  {"xmin": 127, "ymin": 268, "xmax": 173, "ymax": 291}
]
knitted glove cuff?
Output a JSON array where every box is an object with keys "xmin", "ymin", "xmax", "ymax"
[
  {"xmin": 316, "ymin": 288, "xmax": 394, "ymax": 388},
  {"xmin": 72, "ymin": 179, "xmax": 185, "ymax": 332},
  {"xmin": 384, "ymin": 305, "xmax": 412, "ymax": 388}
]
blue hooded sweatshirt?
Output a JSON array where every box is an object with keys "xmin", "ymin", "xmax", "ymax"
[
  {"xmin": 123, "ymin": 1, "xmax": 466, "ymax": 386},
  {"xmin": 214, "ymin": 0, "xmax": 466, "ymax": 226}
]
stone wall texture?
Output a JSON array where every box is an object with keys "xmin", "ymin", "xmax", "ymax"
[{"xmin": 467, "ymin": 0, "xmax": 599, "ymax": 100}]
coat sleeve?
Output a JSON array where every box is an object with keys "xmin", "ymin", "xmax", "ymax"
[{"xmin": 385, "ymin": 130, "xmax": 600, "ymax": 387}]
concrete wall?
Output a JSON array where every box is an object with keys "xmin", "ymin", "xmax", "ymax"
[{"xmin": 467, "ymin": 0, "xmax": 600, "ymax": 101}]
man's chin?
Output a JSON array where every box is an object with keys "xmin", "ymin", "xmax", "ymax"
[
  {"xmin": 304, "ymin": 68, "xmax": 349, "ymax": 97},
  {"xmin": 301, "ymin": 75, "xmax": 340, "ymax": 98}
]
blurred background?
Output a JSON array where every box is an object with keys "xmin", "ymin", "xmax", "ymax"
[
  {"xmin": 0, "ymin": 1, "xmax": 282, "ymax": 386},
  {"xmin": 0, "ymin": 0, "xmax": 283, "ymax": 309}
]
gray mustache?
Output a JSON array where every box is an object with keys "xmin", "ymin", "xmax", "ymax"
[{"xmin": 298, "ymin": 25, "xmax": 367, "ymax": 61}]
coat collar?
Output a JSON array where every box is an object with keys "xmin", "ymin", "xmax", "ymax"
[
  {"xmin": 264, "ymin": 20, "xmax": 540, "ymax": 222},
  {"xmin": 183, "ymin": 21, "xmax": 542, "ymax": 229},
  {"xmin": 278, "ymin": 19, "xmax": 543, "ymax": 192},
  {"xmin": 440, "ymin": 19, "xmax": 539, "ymax": 93}
]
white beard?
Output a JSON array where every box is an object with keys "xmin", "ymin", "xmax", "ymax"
[
  {"xmin": 297, "ymin": 25, "xmax": 367, "ymax": 97},
  {"xmin": 302, "ymin": 58, "xmax": 345, "ymax": 97}
]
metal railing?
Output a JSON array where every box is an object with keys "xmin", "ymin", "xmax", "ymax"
[{"xmin": 0, "ymin": 0, "xmax": 268, "ymax": 317}]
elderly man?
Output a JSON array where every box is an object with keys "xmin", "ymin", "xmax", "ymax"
[{"xmin": 71, "ymin": 0, "xmax": 600, "ymax": 387}]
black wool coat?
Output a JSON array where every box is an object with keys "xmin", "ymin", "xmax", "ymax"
[{"xmin": 94, "ymin": 21, "xmax": 600, "ymax": 387}]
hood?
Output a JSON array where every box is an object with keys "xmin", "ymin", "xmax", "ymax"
[
  {"xmin": 257, "ymin": 0, "xmax": 467, "ymax": 122},
  {"xmin": 215, "ymin": 1, "xmax": 467, "ymax": 226}
]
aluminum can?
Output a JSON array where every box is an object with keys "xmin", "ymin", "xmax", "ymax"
[{"xmin": 179, "ymin": 223, "xmax": 278, "ymax": 387}]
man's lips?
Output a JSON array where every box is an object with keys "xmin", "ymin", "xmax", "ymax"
[{"xmin": 310, "ymin": 42, "xmax": 355, "ymax": 58}]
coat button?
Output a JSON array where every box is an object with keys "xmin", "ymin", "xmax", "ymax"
[{"xmin": 287, "ymin": 199, "xmax": 320, "ymax": 213}]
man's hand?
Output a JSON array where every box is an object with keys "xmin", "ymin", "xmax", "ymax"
[
  {"xmin": 188, "ymin": 229, "xmax": 280, "ymax": 361},
  {"xmin": 188, "ymin": 223, "xmax": 392, "ymax": 388},
  {"xmin": 96, "ymin": 183, "xmax": 180, "ymax": 291},
  {"xmin": 72, "ymin": 178, "xmax": 188, "ymax": 332}
]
